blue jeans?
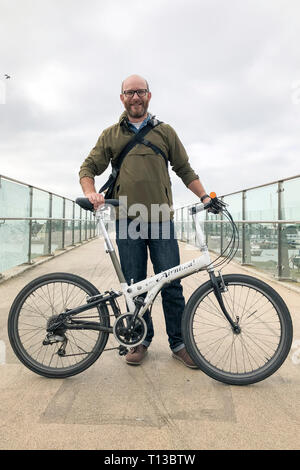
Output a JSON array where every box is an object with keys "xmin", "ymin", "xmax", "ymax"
[{"xmin": 115, "ymin": 218, "xmax": 185, "ymax": 352}]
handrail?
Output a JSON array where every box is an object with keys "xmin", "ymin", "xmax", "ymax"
[
  {"xmin": 175, "ymin": 174, "xmax": 300, "ymax": 282},
  {"xmin": 0, "ymin": 173, "xmax": 74, "ymax": 201},
  {"xmin": 176, "ymin": 173, "xmax": 300, "ymax": 210},
  {"xmin": 0, "ymin": 174, "xmax": 98, "ymax": 274},
  {"xmin": 220, "ymin": 173, "xmax": 300, "ymax": 198},
  {"xmin": 0, "ymin": 217, "xmax": 94, "ymax": 221}
]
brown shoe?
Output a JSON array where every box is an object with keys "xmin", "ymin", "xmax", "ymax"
[
  {"xmin": 172, "ymin": 347, "xmax": 198, "ymax": 369},
  {"xmin": 125, "ymin": 344, "xmax": 148, "ymax": 365}
]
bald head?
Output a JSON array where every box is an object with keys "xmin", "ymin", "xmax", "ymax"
[
  {"xmin": 120, "ymin": 74, "xmax": 152, "ymax": 122},
  {"xmin": 121, "ymin": 74, "xmax": 149, "ymax": 93}
]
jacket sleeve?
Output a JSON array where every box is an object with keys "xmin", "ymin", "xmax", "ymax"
[
  {"xmin": 79, "ymin": 131, "xmax": 111, "ymax": 180},
  {"xmin": 164, "ymin": 124, "xmax": 199, "ymax": 187}
]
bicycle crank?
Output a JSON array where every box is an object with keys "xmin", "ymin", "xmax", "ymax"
[{"xmin": 113, "ymin": 313, "xmax": 147, "ymax": 347}]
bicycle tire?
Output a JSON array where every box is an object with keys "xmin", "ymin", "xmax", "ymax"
[
  {"xmin": 8, "ymin": 272, "xmax": 110, "ymax": 378},
  {"xmin": 182, "ymin": 274, "xmax": 293, "ymax": 385}
]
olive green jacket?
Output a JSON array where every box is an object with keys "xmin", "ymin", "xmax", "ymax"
[{"xmin": 79, "ymin": 112, "xmax": 199, "ymax": 221}]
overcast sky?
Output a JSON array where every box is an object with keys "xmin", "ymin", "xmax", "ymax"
[{"xmin": 1, "ymin": 0, "xmax": 300, "ymax": 208}]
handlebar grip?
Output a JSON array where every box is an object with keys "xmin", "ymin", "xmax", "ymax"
[
  {"xmin": 204, "ymin": 195, "xmax": 226, "ymax": 214},
  {"xmin": 75, "ymin": 198, "xmax": 120, "ymax": 211},
  {"xmin": 75, "ymin": 197, "xmax": 94, "ymax": 211}
]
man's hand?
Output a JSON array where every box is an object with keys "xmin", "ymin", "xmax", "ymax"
[
  {"xmin": 86, "ymin": 192, "xmax": 105, "ymax": 209},
  {"xmin": 80, "ymin": 177, "xmax": 105, "ymax": 209},
  {"xmin": 202, "ymin": 196, "xmax": 211, "ymax": 204}
]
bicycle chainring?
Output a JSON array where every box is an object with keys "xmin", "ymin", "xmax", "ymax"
[{"xmin": 113, "ymin": 313, "xmax": 147, "ymax": 347}]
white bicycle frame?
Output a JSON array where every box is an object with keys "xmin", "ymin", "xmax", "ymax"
[{"xmin": 95, "ymin": 203, "xmax": 212, "ymax": 318}]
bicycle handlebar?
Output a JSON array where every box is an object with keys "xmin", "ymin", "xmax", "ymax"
[
  {"xmin": 204, "ymin": 194, "xmax": 227, "ymax": 214},
  {"xmin": 76, "ymin": 193, "xmax": 226, "ymax": 215},
  {"xmin": 75, "ymin": 197, "xmax": 120, "ymax": 212}
]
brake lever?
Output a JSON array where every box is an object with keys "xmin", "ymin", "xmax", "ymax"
[{"xmin": 204, "ymin": 193, "xmax": 227, "ymax": 214}]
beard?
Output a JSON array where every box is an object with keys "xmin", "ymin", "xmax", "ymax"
[{"xmin": 124, "ymin": 98, "xmax": 150, "ymax": 119}]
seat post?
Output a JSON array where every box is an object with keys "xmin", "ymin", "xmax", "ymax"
[{"xmin": 96, "ymin": 210, "xmax": 127, "ymax": 285}]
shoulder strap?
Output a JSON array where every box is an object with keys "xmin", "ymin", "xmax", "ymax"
[
  {"xmin": 114, "ymin": 120, "xmax": 159, "ymax": 170},
  {"xmin": 137, "ymin": 137, "xmax": 168, "ymax": 168},
  {"xmin": 99, "ymin": 120, "xmax": 161, "ymax": 194}
]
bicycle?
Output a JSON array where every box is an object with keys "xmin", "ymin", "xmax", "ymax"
[{"xmin": 7, "ymin": 194, "xmax": 293, "ymax": 385}]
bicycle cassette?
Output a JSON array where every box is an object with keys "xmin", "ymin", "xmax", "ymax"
[{"xmin": 113, "ymin": 313, "xmax": 147, "ymax": 347}]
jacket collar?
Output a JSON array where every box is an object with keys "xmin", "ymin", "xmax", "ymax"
[{"xmin": 119, "ymin": 111, "xmax": 156, "ymax": 127}]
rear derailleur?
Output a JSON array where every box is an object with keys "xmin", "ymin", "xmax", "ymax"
[{"xmin": 42, "ymin": 315, "xmax": 68, "ymax": 356}]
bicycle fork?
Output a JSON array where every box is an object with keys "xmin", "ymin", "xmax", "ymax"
[{"xmin": 209, "ymin": 271, "xmax": 241, "ymax": 334}]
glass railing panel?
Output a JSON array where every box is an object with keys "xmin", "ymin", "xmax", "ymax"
[
  {"xmin": 52, "ymin": 195, "xmax": 63, "ymax": 218},
  {"xmin": 219, "ymin": 221, "xmax": 243, "ymax": 263},
  {"xmin": 282, "ymin": 177, "xmax": 300, "ymax": 220},
  {"xmin": 30, "ymin": 220, "xmax": 50, "ymax": 259},
  {"xmin": 245, "ymin": 222, "xmax": 278, "ymax": 276},
  {"xmin": 87, "ymin": 213, "xmax": 93, "ymax": 239},
  {"xmin": 0, "ymin": 220, "xmax": 29, "ymax": 271},
  {"xmin": 181, "ymin": 207, "xmax": 188, "ymax": 242},
  {"xmin": 222, "ymin": 193, "xmax": 243, "ymax": 221},
  {"xmin": 81, "ymin": 212, "xmax": 87, "ymax": 241},
  {"xmin": 51, "ymin": 220, "xmax": 63, "ymax": 252},
  {"xmin": 64, "ymin": 199, "xmax": 74, "ymax": 247},
  {"xmin": 245, "ymin": 184, "xmax": 278, "ymax": 221},
  {"xmin": 32, "ymin": 188, "xmax": 49, "ymax": 218},
  {"xmin": 186, "ymin": 205, "xmax": 195, "ymax": 245},
  {"xmin": 74, "ymin": 205, "xmax": 81, "ymax": 244},
  {"xmin": 31, "ymin": 189, "xmax": 50, "ymax": 259},
  {"xmin": 0, "ymin": 178, "xmax": 30, "ymax": 218},
  {"xmin": 233, "ymin": 223, "xmax": 243, "ymax": 262},
  {"xmin": 174, "ymin": 209, "xmax": 182, "ymax": 241},
  {"xmin": 207, "ymin": 221, "xmax": 221, "ymax": 254},
  {"xmin": 281, "ymin": 223, "xmax": 300, "ymax": 281},
  {"xmin": 51, "ymin": 195, "xmax": 64, "ymax": 252}
]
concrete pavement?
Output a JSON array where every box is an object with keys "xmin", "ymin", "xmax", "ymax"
[{"xmin": 0, "ymin": 237, "xmax": 299, "ymax": 450}]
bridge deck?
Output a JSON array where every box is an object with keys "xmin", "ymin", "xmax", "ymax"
[{"xmin": 0, "ymin": 238, "xmax": 299, "ymax": 450}]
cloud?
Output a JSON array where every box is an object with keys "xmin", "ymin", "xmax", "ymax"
[{"xmin": 0, "ymin": 0, "xmax": 300, "ymax": 208}]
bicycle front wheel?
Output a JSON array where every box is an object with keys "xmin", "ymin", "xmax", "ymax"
[
  {"xmin": 182, "ymin": 274, "xmax": 293, "ymax": 385},
  {"xmin": 8, "ymin": 272, "xmax": 110, "ymax": 378}
]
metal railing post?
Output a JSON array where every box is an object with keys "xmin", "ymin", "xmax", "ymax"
[
  {"xmin": 242, "ymin": 191, "xmax": 246, "ymax": 264},
  {"xmin": 277, "ymin": 180, "xmax": 291, "ymax": 279},
  {"xmin": 220, "ymin": 197, "xmax": 224, "ymax": 255},
  {"xmin": 62, "ymin": 197, "xmax": 66, "ymax": 249},
  {"xmin": 85, "ymin": 211, "xmax": 88, "ymax": 241},
  {"xmin": 28, "ymin": 186, "xmax": 33, "ymax": 264},
  {"xmin": 72, "ymin": 202, "xmax": 75, "ymax": 246},
  {"xmin": 79, "ymin": 208, "xmax": 82, "ymax": 243},
  {"xmin": 48, "ymin": 193, "xmax": 52, "ymax": 255},
  {"xmin": 205, "ymin": 208, "xmax": 208, "ymax": 246}
]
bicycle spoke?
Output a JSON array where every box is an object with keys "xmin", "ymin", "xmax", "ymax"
[
  {"xmin": 14, "ymin": 280, "xmax": 106, "ymax": 371},
  {"xmin": 191, "ymin": 282, "xmax": 283, "ymax": 375}
]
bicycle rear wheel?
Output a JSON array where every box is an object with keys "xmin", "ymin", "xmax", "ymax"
[
  {"xmin": 182, "ymin": 274, "xmax": 293, "ymax": 385},
  {"xmin": 8, "ymin": 272, "xmax": 110, "ymax": 378}
]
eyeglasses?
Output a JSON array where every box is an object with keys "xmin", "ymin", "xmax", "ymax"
[{"xmin": 122, "ymin": 89, "xmax": 149, "ymax": 97}]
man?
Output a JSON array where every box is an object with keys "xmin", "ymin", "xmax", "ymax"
[{"xmin": 79, "ymin": 74, "xmax": 211, "ymax": 368}]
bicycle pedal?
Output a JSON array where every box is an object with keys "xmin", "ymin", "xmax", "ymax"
[{"xmin": 118, "ymin": 346, "xmax": 128, "ymax": 356}]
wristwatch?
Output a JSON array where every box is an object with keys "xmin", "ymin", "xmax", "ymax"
[{"xmin": 200, "ymin": 194, "xmax": 210, "ymax": 203}]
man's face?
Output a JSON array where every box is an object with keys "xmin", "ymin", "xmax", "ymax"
[{"xmin": 120, "ymin": 78, "xmax": 151, "ymax": 120}]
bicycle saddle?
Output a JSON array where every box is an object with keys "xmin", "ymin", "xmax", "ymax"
[{"xmin": 75, "ymin": 197, "xmax": 120, "ymax": 212}]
